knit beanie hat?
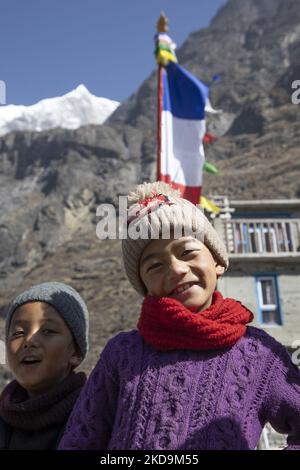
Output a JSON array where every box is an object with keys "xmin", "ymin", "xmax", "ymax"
[
  {"xmin": 122, "ymin": 181, "xmax": 229, "ymax": 295},
  {"xmin": 5, "ymin": 282, "xmax": 89, "ymax": 360}
]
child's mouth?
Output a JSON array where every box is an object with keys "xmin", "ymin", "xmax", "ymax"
[
  {"xmin": 20, "ymin": 356, "xmax": 42, "ymax": 365},
  {"xmin": 170, "ymin": 282, "xmax": 200, "ymax": 296}
]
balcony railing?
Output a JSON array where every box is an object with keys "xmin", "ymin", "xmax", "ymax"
[{"xmin": 224, "ymin": 219, "xmax": 300, "ymax": 255}]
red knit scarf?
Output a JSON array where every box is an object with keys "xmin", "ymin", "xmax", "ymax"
[{"xmin": 138, "ymin": 291, "xmax": 253, "ymax": 351}]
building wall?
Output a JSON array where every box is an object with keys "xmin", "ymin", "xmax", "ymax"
[
  {"xmin": 218, "ymin": 262, "xmax": 300, "ymax": 347},
  {"xmin": 230, "ymin": 201, "xmax": 300, "ymax": 219}
]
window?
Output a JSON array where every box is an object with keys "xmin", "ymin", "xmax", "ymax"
[
  {"xmin": 255, "ymin": 275, "xmax": 282, "ymax": 326},
  {"xmin": 231, "ymin": 221, "xmax": 294, "ymax": 254}
]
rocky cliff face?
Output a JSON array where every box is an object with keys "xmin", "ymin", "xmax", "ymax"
[
  {"xmin": 0, "ymin": 0, "xmax": 300, "ymax": 378},
  {"xmin": 110, "ymin": 0, "xmax": 300, "ymax": 197}
]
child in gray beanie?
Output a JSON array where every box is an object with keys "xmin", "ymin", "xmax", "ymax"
[{"xmin": 0, "ymin": 281, "xmax": 89, "ymax": 450}]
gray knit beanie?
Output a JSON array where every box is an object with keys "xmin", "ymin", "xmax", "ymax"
[
  {"xmin": 5, "ymin": 282, "xmax": 89, "ymax": 360},
  {"xmin": 122, "ymin": 181, "xmax": 229, "ymax": 295}
]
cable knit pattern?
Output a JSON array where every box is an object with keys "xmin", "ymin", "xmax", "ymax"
[{"xmin": 59, "ymin": 327, "xmax": 300, "ymax": 450}]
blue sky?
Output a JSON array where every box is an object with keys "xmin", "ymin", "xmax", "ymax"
[{"xmin": 0, "ymin": 0, "xmax": 226, "ymax": 105}]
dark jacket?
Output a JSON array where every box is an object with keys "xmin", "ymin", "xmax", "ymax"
[
  {"xmin": 0, "ymin": 372, "xmax": 86, "ymax": 450},
  {"xmin": 0, "ymin": 416, "xmax": 66, "ymax": 450}
]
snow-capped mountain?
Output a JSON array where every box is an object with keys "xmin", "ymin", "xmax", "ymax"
[{"xmin": 0, "ymin": 84, "xmax": 120, "ymax": 136}]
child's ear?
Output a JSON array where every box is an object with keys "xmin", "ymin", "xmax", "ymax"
[
  {"xmin": 216, "ymin": 264, "xmax": 225, "ymax": 278},
  {"xmin": 70, "ymin": 346, "xmax": 83, "ymax": 369},
  {"xmin": 70, "ymin": 350, "xmax": 82, "ymax": 368}
]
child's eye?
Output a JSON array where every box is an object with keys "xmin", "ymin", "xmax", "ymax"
[
  {"xmin": 182, "ymin": 249, "xmax": 197, "ymax": 256},
  {"xmin": 147, "ymin": 262, "xmax": 162, "ymax": 272},
  {"xmin": 12, "ymin": 330, "xmax": 24, "ymax": 337},
  {"xmin": 43, "ymin": 329, "xmax": 57, "ymax": 335}
]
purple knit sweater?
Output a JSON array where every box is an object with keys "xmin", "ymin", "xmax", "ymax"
[{"xmin": 59, "ymin": 326, "xmax": 300, "ymax": 450}]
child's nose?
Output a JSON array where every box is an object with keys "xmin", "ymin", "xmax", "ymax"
[
  {"xmin": 167, "ymin": 257, "xmax": 189, "ymax": 278},
  {"xmin": 23, "ymin": 331, "xmax": 40, "ymax": 348}
]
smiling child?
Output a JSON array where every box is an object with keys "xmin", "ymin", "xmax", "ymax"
[
  {"xmin": 59, "ymin": 182, "xmax": 300, "ymax": 450},
  {"xmin": 0, "ymin": 282, "xmax": 89, "ymax": 449}
]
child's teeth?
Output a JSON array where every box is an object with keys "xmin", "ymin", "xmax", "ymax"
[{"xmin": 176, "ymin": 283, "xmax": 193, "ymax": 294}]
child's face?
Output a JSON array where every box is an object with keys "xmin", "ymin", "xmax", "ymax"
[
  {"xmin": 6, "ymin": 301, "xmax": 81, "ymax": 397},
  {"xmin": 140, "ymin": 236, "xmax": 225, "ymax": 312}
]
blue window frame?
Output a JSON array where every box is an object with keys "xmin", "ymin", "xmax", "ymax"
[{"xmin": 254, "ymin": 274, "xmax": 283, "ymax": 326}]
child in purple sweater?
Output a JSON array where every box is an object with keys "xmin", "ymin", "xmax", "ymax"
[{"xmin": 59, "ymin": 182, "xmax": 300, "ymax": 450}]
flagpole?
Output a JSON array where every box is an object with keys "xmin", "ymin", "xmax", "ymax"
[
  {"xmin": 156, "ymin": 12, "xmax": 168, "ymax": 181},
  {"xmin": 157, "ymin": 63, "xmax": 163, "ymax": 181}
]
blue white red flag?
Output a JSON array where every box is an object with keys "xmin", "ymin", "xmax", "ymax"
[{"xmin": 160, "ymin": 62, "xmax": 209, "ymax": 204}]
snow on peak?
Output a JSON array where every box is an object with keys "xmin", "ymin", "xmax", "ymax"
[{"xmin": 0, "ymin": 84, "xmax": 120, "ymax": 137}]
